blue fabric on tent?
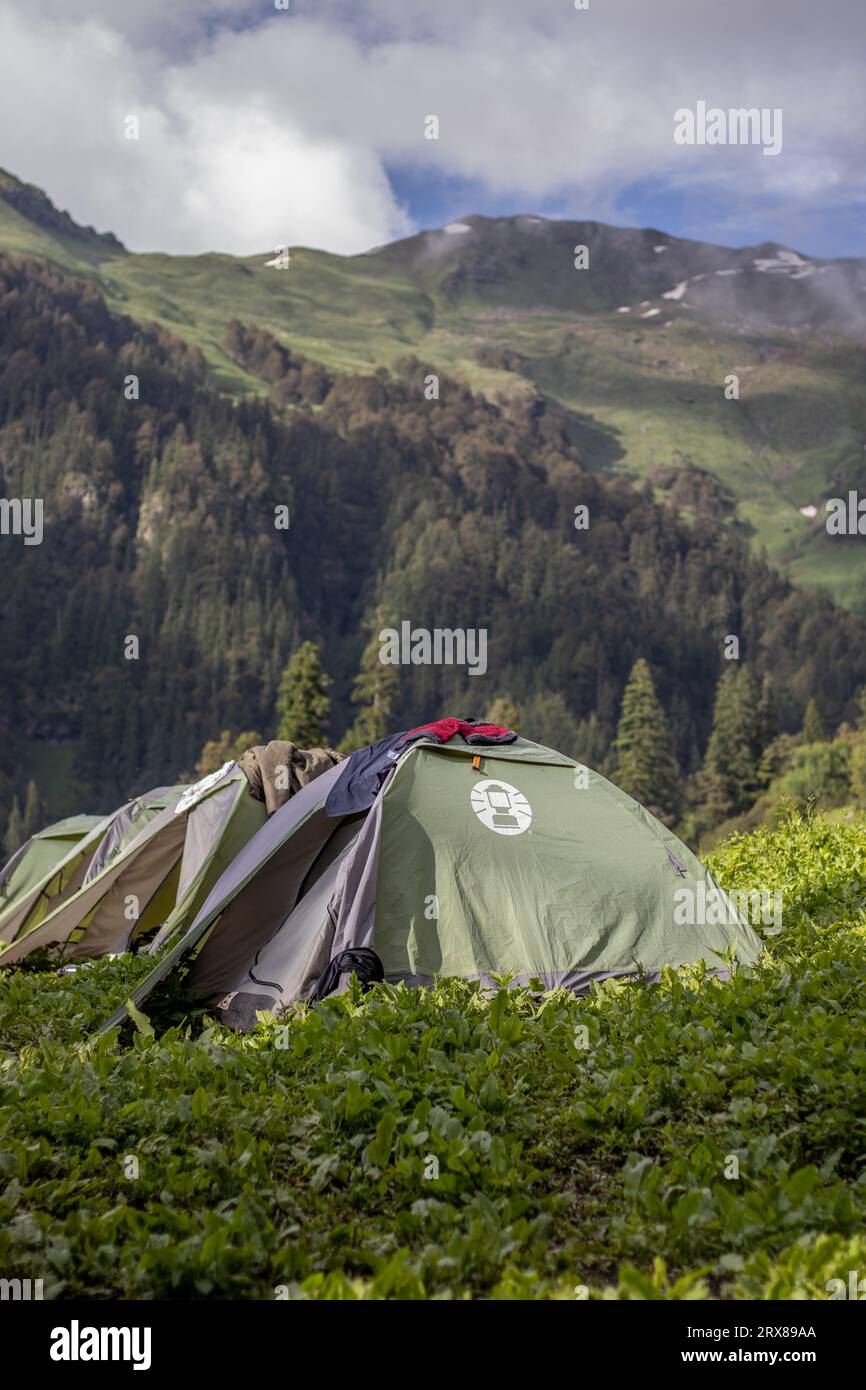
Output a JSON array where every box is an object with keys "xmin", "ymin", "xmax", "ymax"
[{"xmin": 324, "ymin": 733, "xmax": 406, "ymax": 818}]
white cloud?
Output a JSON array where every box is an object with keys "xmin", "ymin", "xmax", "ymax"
[
  {"xmin": 0, "ymin": 3, "xmax": 410, "ymax": 254},
  {"xmin": 0, "ymin": 0, "xmax": 863, "ymax": 255}
]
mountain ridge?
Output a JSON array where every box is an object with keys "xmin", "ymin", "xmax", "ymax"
[
  {"xmin": 3, "ymin": 166, "xmax": 865, "ymax": 332},
  {"xmin": 1, "ymin": 168, "xmax": 865, "ymax": 617},
  {"xmin": 0, "ymin": 168, "xmax": 125, "ymax": 259}
]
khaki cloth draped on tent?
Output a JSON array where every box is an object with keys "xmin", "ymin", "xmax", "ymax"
[{"xmin": 238, "ymin": 741, "xmax": 343, "ymax": 815}]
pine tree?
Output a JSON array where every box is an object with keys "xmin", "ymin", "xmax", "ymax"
[
  {"xmin": 22, "ymin": 780, "xmax": 42, "ymax": 839},
  {"xmin": 574, "ymin": 712, "xmax": 609, "ymax": 770},
  {"xmin": 698, "ymin": 666, "xmax": 765, "ymax": 824},
  {"xmin": 340, "ymin": 616, "xmax": 399, "ymax": 752},
  {"xmin": 801, "ymin": 697, "xmax": 826, "ymax": 744},
  {"xmin": 2, "ymin": 797, "xmax": 25, "ymax": 857},
  {"xmin": 613, "ymin": 659, "xmax": 680, "ymax": 822},
  {"xmin": 757, "ymin": 732, "xmax": 799, "ymax": 790},
  {"xmin": 758, "ymin": 676, "xmax": 777, "ymax": 757},
  {"xmin": 522, "ymin": 692, "xmax": 579, "ymax": 758},
  {"xmin": 274, "ymin": 642, "xmax": 332, "ymax": 746}
]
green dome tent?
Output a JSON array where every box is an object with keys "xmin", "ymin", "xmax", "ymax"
[
  {"xmin": 102, "ymin": 733, "xmax": 763, "ymax": 1033},
  {"xmin": 0, "ymin": 767, "xmax": 265, "ymax": 967},
  {"xmin": 0, "ymin": 792, "xmax": 180, "ymax": 950},
  {"xmin": 0, "ymin": 814, "xmax": 105, "ymax": 939}
]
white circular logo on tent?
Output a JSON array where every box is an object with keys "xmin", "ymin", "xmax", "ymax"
[{"xmin": 470, "ymin": 779, "xmax": 532, "ymax": 836}]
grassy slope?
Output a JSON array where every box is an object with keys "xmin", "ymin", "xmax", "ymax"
[
  {"xmin": 104, "ymin": 253, "xmax": 866, "ymax": 607},
  {"xmin": 1, "ymin": 809, "xmax": 865, "ymax": 1299},
  {"xmin": 2, "ymin": 192, "xmax": 864, "ymax": 608}
]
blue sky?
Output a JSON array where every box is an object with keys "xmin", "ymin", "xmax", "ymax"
[{"xmin": 1, "ymin": 0, "xmax": 863, "ymax": 258}]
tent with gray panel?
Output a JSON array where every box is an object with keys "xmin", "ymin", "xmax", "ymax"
[
  {"xmin": 0, "ymin": 792, "xmax": 177, "ymax": 950},
  {"xmin": 0, "ymin": 764, "xmax": 266, "ymax": 967},
  {"xmin": 103, "ymin": 733, "xmax": 763, "ymax": 1032}
]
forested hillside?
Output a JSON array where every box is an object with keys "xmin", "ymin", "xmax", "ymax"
[
  {"xmin": 3, "ymin": 169, "xmax": 866, "ymax": 611},
  {"xmin": 2, "ymin": 256, "xmax": 866, "ymax": 838}
]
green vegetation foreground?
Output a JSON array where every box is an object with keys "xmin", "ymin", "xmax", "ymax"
[{"xmin": 1, "ymin": 809, "xmax": 865, "ymax": 1300}]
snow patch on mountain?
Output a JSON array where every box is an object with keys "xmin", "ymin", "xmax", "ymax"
[{"xmin": 754, "ymin": 249, "xmax": 811, "ymax": 274}]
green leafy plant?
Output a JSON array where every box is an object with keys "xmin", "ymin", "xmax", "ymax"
[{"xmin": 1, "ymin": 808, "xmax": 865, "ymax": 1300}]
